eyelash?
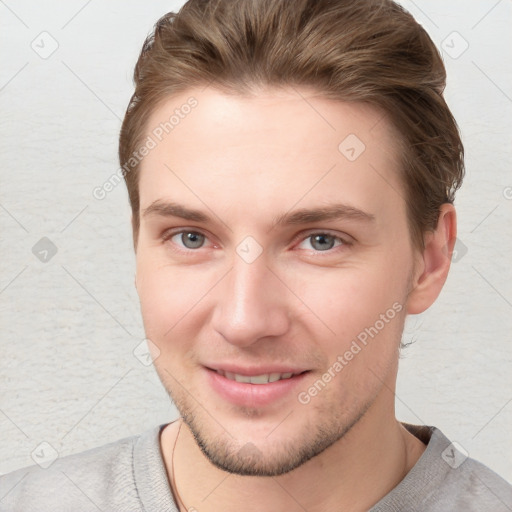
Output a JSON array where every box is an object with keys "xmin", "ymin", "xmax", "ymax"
[{"xmin": 161, "ymin": 229, "xmax": 351, "ymax": 254}]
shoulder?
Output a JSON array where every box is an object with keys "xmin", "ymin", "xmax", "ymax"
[
  {"xmin": 0, "ymin": 433, "xmax": 142, "ymax": 512},
  {"xmin": 416, "ymin": 426, "xmax": 512, "ymax": 511},
  {"xmin": 437, "ymin": 454, "xmax": 512, "ymax": 511},
  {"xmin": 372, "ymin": 425, "xmax": 512, "ymax": 512}
]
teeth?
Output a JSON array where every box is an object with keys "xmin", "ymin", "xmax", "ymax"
[
  {"xmin": 234, "ymin": 374, "xmax": 252, "ymax": 383},
  {"xmin": 217, "ymin": 370, "xmax": 298, "ymax": 384},
  {"xmin": 249, "ymin": 374, "xmax": 270, "ymax": 384}
]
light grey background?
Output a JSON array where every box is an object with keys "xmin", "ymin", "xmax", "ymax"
[{"xmin": 1, "ymin": 0, "xmax": 511, "ymax": 484}]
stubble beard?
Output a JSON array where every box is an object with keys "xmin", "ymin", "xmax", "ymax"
[{"xmin": 162, "ymin": 373, "xmax": 375, "ymax": 477}]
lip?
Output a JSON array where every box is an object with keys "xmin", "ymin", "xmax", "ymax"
[{"xmin": 204, "ymin": 366, "xmax": 310, "ymax": 408}]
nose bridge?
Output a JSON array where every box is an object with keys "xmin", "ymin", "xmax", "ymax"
[
  {"xmin": 212, "ymin": 254, "xmax": 289, "ymax": 345},
  {"xmin": 231, "ymin": 256, "xmax": 268, "ymax": 313}
]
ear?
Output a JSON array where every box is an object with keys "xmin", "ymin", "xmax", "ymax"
[{"xmin": 406, "ymin": 204, "xmax": 457, "ymax": 315}]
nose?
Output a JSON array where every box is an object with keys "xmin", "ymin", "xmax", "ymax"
[{"xmin": 211, "ymin": 256, "xmax": 290, "ymax": 347}]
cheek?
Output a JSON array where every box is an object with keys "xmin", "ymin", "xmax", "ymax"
[
  {"xmin": 136, "ymin": 255, "xmax": 205, "ymax": 341},
  {"xmin": 299, "ymin": 270, "xmax": 405, "ymax": 408},
  {"xmin": 287, "ymin": 260, "xmax": 409, "ymax": 355}
]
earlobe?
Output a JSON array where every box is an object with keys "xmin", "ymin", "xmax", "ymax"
[{"xmin": 406, "ymin": 204, "xmax": 457, "ymax": 315}]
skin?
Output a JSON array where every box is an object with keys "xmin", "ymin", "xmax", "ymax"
[{"xmin": 134, "ymin": 86, "xmax": 456, "ymax": 511}]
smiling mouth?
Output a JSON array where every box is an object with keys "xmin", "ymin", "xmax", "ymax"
[{"xmin": 213, "ymin": 369, "xmax": 306, "ymax": 384}]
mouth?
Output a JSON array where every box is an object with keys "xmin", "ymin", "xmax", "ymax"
[
  {"xmin": 204, "ymin": 366, "xmax": 310, "ymax": 408},
  {"xmin": 213, "ymin": 369, "xmax": 304, "ymax": 384}
]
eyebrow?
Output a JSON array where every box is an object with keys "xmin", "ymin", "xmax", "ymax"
[
  {"xmin": 141, "ymin": 200, "xmax": 375, "ymax": 227},
  {"xmin": 272, "ymin": 204, "xmax": 375, "ymax": 227},
  {"xmin": 142, "ymin": 200, "xmax": 210, "ymax": 222}
]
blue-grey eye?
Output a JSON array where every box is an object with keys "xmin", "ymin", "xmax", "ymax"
[
  {"xmin": 308, "ymin": 234, "xmax": 338, "ymax": 251},
  {"xmin": 180, "ymin": 231, "xmax": 205, "ymax": 249}
]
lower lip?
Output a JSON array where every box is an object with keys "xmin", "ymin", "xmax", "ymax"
[{"xmin": 205, "ymin": 368, "xmax": 309, "ymax": 408}]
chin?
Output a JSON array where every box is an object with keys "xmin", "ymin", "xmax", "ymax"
[
  {"xmin": 194, "ymin": 432, "xmax": 322, "ymax": 477},
  {"xmin": 181, "ymin": 405, "xmax": 366, "ymax": 477}
]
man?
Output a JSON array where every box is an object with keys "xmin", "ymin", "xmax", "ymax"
[{"xmin": 1, "ymin": 0, "xmax": 511, "ymax": 510}]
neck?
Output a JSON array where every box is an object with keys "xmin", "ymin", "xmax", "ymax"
[{"xmin": 161, "ymin": 398, "xmax": 425, "ymax": 511}]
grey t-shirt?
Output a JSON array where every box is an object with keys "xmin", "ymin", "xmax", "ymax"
[{"xmin": 1, "ymin": 423, "xmax": 511, "ymax": 511}]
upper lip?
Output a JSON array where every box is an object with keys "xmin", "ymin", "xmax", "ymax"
[{"xmin": 205, "ymin": 364, "xmax": 309, "ymax": 376}]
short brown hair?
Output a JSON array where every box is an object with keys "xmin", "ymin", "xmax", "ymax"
[{"xmin": 119, "ymin": 0, "xmax": 464, "ymax": 249}]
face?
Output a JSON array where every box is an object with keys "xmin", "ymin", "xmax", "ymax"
[{"xmin": 135, "ymin": 87, "xmax": 417, "ymax": 476}]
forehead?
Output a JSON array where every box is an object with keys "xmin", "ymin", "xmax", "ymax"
[{"xmin": 138, "ymin": 87, "xmax": 405, "ymax": 225}]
